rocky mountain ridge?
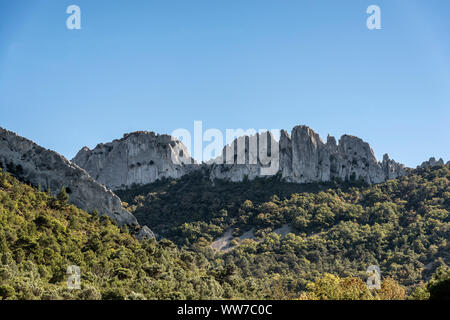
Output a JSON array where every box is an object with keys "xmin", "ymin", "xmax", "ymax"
[
  {"xmin": 209, "ymin": 126, "xmax": 408, "ymax": 183},
  {"xmin": 279, "ymin": 126, "xmax": 408, "ymax": 184},
  {"xmin": 73, "ymin": 131, "xmax": 196, "ymax": 190},
  {"xmin": 418, "ymin": 157, "xmax": 449, "ymax": 169},
  {"xmin": 73, "ymin": 125, "xmax": 412, "ymax": 189},
  {"xmin": 0, "ymin": 127, "xmax": 138, "ymax": 227}
]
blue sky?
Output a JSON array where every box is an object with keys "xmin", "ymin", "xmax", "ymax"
[{"xmin": 0, "ymin": 0, "xmax": 449, "ymax": 167}]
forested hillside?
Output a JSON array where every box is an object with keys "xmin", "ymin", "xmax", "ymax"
[
  {"xmin": 0, "ymin": 169, "xmax": 265, "ymax": 299},
  {"xmin": 1, "ymin": 165, "xmax": 449, "ymax": 300},
  {"xmin": 118, "ymin": 164, "xmax": 450, "ymax": 294}
]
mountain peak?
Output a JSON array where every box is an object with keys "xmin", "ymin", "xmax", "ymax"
[
  {"xmin": 72, "ymin": 130, "xmax": 196, "ymax": 190},
  {"xmin": 72, "ymin": 125, "xmax": 410, "ymax": 189}
]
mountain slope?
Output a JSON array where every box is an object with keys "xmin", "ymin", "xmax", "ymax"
[
  {"xmin": 0, "ymin": 169, "xmax": 267, "ymax": 299},
  {"xmin": 118, "ymin": 164, "xmax": 449, "ymax": 290},
  {"xmin": 0, "ymin": 127, "xmax": 136, "ymax": 226},
  {"xmin": 1, "ymin": 166, "xmax": 448, "ymax": 299}
]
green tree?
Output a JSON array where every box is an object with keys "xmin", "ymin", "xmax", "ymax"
[
  {"xmin": 427, "ymin": 266, "xmax": 450, "ymax": 300},
  {"xmin": 57, "ymin": 186, "xmax": 69, "ymax": 206},
  {"xmin": 0, "ymin": 284, "xmax": 16, "ymax": 300}
]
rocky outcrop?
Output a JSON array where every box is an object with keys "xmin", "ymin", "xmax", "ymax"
[
  {"xmin": 210, "ymin": 126, "xmax": 407, "ymax": 184},
  {"xmin": 418, "ymin": 157, "xmax": 445, "ymax": 169},
  {"xmin": 74, "ymin": 125, "xmax": 408, "ymax": 188},
  {"xmin": 136, "ymin": 226, "xmax": 155, "ymax": 240},
  {"xmin": 0, "ymin": 127, "xmax": 137, "ymax": 226},
  {"xmin": 72, "ymin": 131, "xmax": 197, "ymax": 190},
  {"xmin": 280, "ymin": 126, "xmax": 408, "ymax": 184},
  {"xmin": 209, "ymin": 131, "xmax": 279, "ymax": 182},
  {"xmin": 382, "ymin": 154, "xmax": 410, "ymax": 180}
]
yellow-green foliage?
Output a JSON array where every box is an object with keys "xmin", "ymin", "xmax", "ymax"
[
  {"xmin": 1, "ymin": 164, "xmax": 449, "ymax": 300},
  {"xmin": 0, "ymin": 169, "xmax": 264, "ymax": 300},
  {"xmin": 299, "ymin": 273, "xmax": 406, "ymax": 300},
  {"xmin": 120, "ymin": 165, "xmax": 449, "ymax": 294}
]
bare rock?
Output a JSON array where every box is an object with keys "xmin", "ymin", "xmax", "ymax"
[
  {"xmin": 72, "ymin": 131, "xmax": 197, "ymax": 190},
  {"xmin": 73, "ymin": 125, "xmax": 409, "ymax": 187},
  {"xmin": 209, "ymin": 125, "xmax": 408, "ymax": 184},
  {"xmin": 283, "ymin": 126, "xmax": 407, "ymax": 184},
  {"xmin": 418, "ymin": 157, "xmax": 445, "ymax": 169},
  {"xmin": 209, "ymin": 131, "xmax": 279, "ymax": 182},
  {"xmin": 137, "ymin": 226, "xmax": 155, "ymax": 240},
  {"xmin": 279, "ymin": 130, "xmax": 293, "ymax": 178},
  {"xmin": 0, "ymin": 127, "xmax": 137, "ymax": 226}
]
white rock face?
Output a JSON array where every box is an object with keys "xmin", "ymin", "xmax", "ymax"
[
  {"xmin": 72, "ymin": 131, "xmax": 197, "ymax": 190},
  {"xmin": 209, "ymin": 132, "xmax": 279, "ymax": 182},
  {"xmin": 281, "ymin": 126, "xmax": 408, "ymax": 184},
  {"xmin": 0, "ymin": 127, "xmax": 137, "ymax": 226},
  {"xmin": 210, "ymin": 125, "xmax": 408, "ymax": 184},
  {"xmin": 73, "ymin": 125, "xmax": 408, "ymax": 188}
]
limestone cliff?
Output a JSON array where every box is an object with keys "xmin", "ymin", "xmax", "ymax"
[
  {"xmin": 209, "ymin": 132, "xmax": 279, "ymax": 182},
  {"xmin": 210, "ymin": 126, "xmax": 408, "ymax": 184},
  {"xmin": 0, "ymin": 127, "xmax": 137, "ymax": 226},
  {"xmin": 280, "ymin": 126, "xmax": 407, "ymax": 184},
  {"xmin": 72, "ymin": 131, "xmax": 196, "ymax": 190},
  {"xmin": 73, "ymin": 125, "xmax": 409, "ymax": 188}
]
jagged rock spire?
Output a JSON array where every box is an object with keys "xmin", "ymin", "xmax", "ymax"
[{"xmin": 73, "ymin": 125, "xmax": 409, "ymax": 187}]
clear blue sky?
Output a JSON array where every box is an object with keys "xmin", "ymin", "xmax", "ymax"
[{"xmin": 0, "ymin": 0, "xmax": 449, "ymax": 167}]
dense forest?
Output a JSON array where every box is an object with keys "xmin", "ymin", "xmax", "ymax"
[
  {"xmin": 0, "ymin": 169, "xmax": 266, "ymax": 299},
  {"xmin": 0, "ymin": 165, "xmax": 449, "ymax": 300},
  {"xmin": 118, "ymin": 164, "xmax": 450, "ymax": 296}
]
